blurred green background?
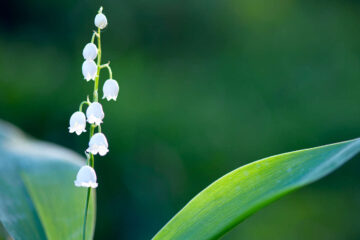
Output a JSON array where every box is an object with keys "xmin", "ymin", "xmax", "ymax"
[{"xmin": 1, "ymin": 0, "xmax": 360, "ymax": 239}]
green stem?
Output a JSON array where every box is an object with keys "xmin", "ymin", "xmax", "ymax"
[
  {"xmin": 82, "ymin": 188, "xmax": 91, "ymax": 240},
  {"xmin": 91, "ymin": 32, "xmax": 97, "ymax": 44},
  {"xmin": 82, "ymin": 9, "xmax": 103, "ymax": 238},
  {"xmin": 79, "ymin": 101, "xmax": 90, "ymax": 112},
  {"xmin": 83, "ymin": 128, "xmax": 96, "ymax": 240},
  {"xmin": 107, "ymin": 65, "xmax": 112, "ymax": 79},
  {"xmin": 94, "ymin": 27, "xmax": 102, "ymax": 102},
  {"xmin": 100, "ymin": 63, "xmax": 112, "ymax": 79}
]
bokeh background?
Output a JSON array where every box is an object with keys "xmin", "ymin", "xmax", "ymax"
[{"xmin": 1, "ymin": 0, "xmax": 360, "ymax": 239}]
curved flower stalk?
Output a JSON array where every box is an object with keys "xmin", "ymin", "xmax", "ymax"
[{"xmin": 67, "ymin": 6, "xmax": 119, "ymax": 240}]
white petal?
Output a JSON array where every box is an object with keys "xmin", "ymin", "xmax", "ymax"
[
  {"xmin": 83, "ymin": 43, "xmax": 98, "ymax": 60},
  {"xmin": 69, "ymin": 111, "xmax": 86, "ymax": 135},
  {"xmin": 82, "ymin": 60, "xmax": 97, "ymax": 81},
  {"xmin": 98, "ymin": 146, "xmax": 109, "ymax": 156},
  {"xmin": 74, "ymin": 166, "xmax": 98, "ymax": 188},
  {"xmin": 86, "ymin": 133, "xmax": 109, "ymax": 156},
  {"xmin": 86, "ymin": 102, "xmax": 104, "ymax": 125},
  {"xmin": 87, "ymin": 115, "xmax": 103, "ymax": 125},
  {"xmin": 102, "ymin": 79, "xmax": 119, "ymax": 101},
  {"xmin": 94, "ymin": 13, "xmax": 108, "ymax": 29}
]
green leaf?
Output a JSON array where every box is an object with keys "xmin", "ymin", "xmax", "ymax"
[
  {"xmin": 0, "ymin": 121, "xmax": 95, "ymax": 240},
  {"xmin": 153, "ymin": 138, "xmax": 360, "ymax": 240}
]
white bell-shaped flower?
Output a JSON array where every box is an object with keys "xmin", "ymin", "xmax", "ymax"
[
  {"xmin": 86, "ymin": 102, "xmax": 104, "ymax": 125},
  {"xmin": 74, "ymin": 165, "xmax": 98, "ymax": 188},
  {"xmin": 83, "ymin": 43, "xmax": 98, "ymax": 60},
  {"xmin": 82, "ymin": 60, "xmax": 97, "ymax": 81},
  {"xmin": 86, "ymin": 133, "xmax": 109, "ymax": 156},
  {"xmin": 95, "ymin": 13, "xmax": 108, "ymax": 29},
  {"xmin": 69, "ymin": 111, "xmax": 87, "ymax": 135},
  {"xmin": 103, "ymin": 79, "xmax": 119, "ymax": 101}
]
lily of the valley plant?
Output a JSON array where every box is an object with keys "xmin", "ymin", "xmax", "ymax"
[{"xmin": 68, "ymin": 6, "xmax": 119, "ymax": 240}]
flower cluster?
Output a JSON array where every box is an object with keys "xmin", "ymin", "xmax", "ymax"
[{"xmin": 70, "ymin": 7, "xmax": 118, "ymax": 189}]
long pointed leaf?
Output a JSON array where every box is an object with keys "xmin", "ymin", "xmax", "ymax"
[
  {"xmin": 0, "ymin": 121, "xmax": 95, "ymax": 240},
  {"xmin": 153, "ymin": 138, "xmax": 360, "ymax": 240}
]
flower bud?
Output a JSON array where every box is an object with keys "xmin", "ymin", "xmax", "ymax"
[
  {"xmin": 86, "ymin": 133, "xmax": 109, "ymax": 156},
  {"xmin": 102, "ymin": 79, "xmax": 119, "ymax": 101},
  {"xmin": 83, "ymin": 43, "xmax": 98, "ymax": 60},
  {"xmin": 95, "ymin": 13, "xmax": 108, "ymax": 29},
  {"xmin": 69, "ymin": 111, "xmax": 86, "ymax": 135},
  {"xmin": 74, "ymin": 166, "xmax": 98, "ymax": 188},
  {"xmin": 82, "ymin": 60, "xmax": 97, "ymax": 81},
  {"xmin": 86, "ymin": 102, "xmax": 104, "ymax": 125}
]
